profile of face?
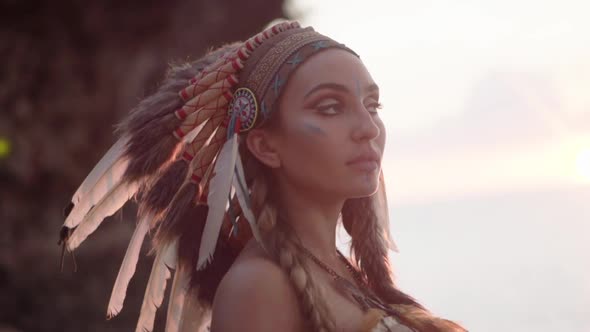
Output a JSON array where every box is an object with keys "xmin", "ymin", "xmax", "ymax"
[{"xmin": 247, "ymin": 48, "xmax": 385, "ymax": 203}]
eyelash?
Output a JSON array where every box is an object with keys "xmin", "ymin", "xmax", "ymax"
[
  {"xmin": 314, "ymin": 101, "xmax": 382, "ymax": 116},
  {"xmin": 367, "ymin": 102, "xmax": 383, "ymax": 113},
  {"xmin": 316, "ymin": 103, "xmax": 342, "ymax": 115}
]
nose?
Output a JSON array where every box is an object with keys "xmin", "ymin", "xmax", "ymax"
[{"xmin": 351, "ymin": 104, "xmax": 380, "ymax": 142}]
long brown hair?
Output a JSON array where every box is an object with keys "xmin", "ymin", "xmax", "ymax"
[{"xmin": 342, "ymin": 191, "xmax": 467, "ymax": 331}]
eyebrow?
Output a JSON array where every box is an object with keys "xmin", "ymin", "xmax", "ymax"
[{"xmin": 304, "ymin": 82, "xmax": 379, "ymax": 99}]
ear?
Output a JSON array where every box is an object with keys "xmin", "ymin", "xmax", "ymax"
[{"xmin": 245, "ymin": 128, "xmax": 281, "ymax": 168}]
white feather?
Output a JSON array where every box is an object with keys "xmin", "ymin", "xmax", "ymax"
[
  {"xmin": 165, "ymin": 265, "xmax": 190, "ymax": 332},
  {"xmin": 182, "ymin": 120, "xmax": 207, "ymax": 143},
  {"xmin": 107, "ymin": 212, "xmax": 153, "ymax": 319},
  {"xmin": 72, "ymin": 136, "xmax": 129, "ymax": 204},
  {"xmin": 136, "ymin": 239, "xmax": 178, "ymax": 332},
  {"xmin": 65, "ymin": 156, "xmax": 130, "ymax": 228},
  {"xmin": 232, "ymin": 154, "xmax": 264, "ymax": 246},
  {"xmin": 67, "ymin": 181, "xmax": 140, "ymax": 251},
  {"xmin": 197, "ymin": 135, "xmax": 238, "ymax": 270}
]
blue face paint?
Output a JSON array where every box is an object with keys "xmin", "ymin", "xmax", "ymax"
[{"xmin": 302, "ymin": 121, "xmax": 326, "ymax": 136}]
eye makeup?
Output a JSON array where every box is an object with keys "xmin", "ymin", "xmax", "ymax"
[
  {"xmin": 365, "ymin": 101, "xmax": 383, "ymax": 113},
  {"xmin": 303, "ymin": 82, "xmax": 381, "ymax": 116},
  {"xmin": 313, "ymin": 97, "xmax": 342, "ymax": 115}
]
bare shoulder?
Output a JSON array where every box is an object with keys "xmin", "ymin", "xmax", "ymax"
[{"xmin": 210, "ymin": 244, "xmax": 304, "ymax": 332}]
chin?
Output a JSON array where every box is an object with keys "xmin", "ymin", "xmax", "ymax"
[{"xmin": 346, "ymin": 177, "xmax": 380, "ymax": 198}]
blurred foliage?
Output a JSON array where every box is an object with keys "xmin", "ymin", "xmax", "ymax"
[
  {"xmin": 0, "ymin": 0, "xmax": 285, "ymax": 331},
  {"xmin": 0, "ymin": 138, "xmax": 10, "ymax": 159}
]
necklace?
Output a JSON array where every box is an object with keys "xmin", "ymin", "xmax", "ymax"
[
  {"xmin": 300, "ymin": 247, "xmax": 365, "ymax": 286},
  {"xmin": 301, "ymin": 247, "xmax": 401, "ymax": 317},
  {"xmin": 301, "ymin": 247, "xmax": 374, "ymax": 311}
]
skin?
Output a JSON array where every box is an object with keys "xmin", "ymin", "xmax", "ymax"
[{"xmin": 211, "ymin": 48, "xmax": 386, "ymax": 332}]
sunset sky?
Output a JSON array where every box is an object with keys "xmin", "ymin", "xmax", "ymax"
[
  {"xmin": 286, "ymin": 1, "xmax": 590, "ymax": 331},
  {"xmin": 287, "ymin": 0, "xmax": 590, "ymax": 203}
]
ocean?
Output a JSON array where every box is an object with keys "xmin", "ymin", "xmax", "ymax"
[{"xmin": 385, "ymin": 185, "xmax": 590, "ymax": 331}]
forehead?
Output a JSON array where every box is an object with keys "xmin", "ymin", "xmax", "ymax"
[{"xmin": 285, "ymin": 48, "xmax": 375, "ymax": 93}]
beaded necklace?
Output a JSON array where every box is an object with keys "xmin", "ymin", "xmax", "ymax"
[
  {"xmin": 300, "ymin": 247, "xmax": 400, "ymax": 317},
  {"xmin": 301, "ymin": 247, "xmax": 365, "ymax": 286}
]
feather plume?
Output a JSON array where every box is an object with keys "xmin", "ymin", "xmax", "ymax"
[
  {"xmin": 232, "ymin": 154, "xmax": 263, "ymax": 246},
  {"xmin": 107, "ymin": 213, "xmax": 153, "ymax": 319},
  {"xmin": 138, "ymin": 161, "xmax": 188, "ymax": 219},
  {"xmin": 196, "ymin": 134, "xmax": 238, "ymax": 270},
  {"xmin": 165, "ymin": 265, "xmax": 190, "ymax": 332},
  {"xmin": 154, "ymin": 184, "xmax": 196, "ymax": 246},
  {"xmin": 65, "ymin": 157, "xmax": 130, "ymax": 228},
  {"xmin": 123, "ymin": 112, "xmax": 182, "ymax": 183},
  {"xmin": 67, "ymin": 181, "xmax": 140, "ymax": 251},
  {"xmin": 72, "ymin": 136, "xmax": 129, "ymax": 205},
  {"xmin": 136, "ymin": 239, "xmax": 178, "ymax": 332}
]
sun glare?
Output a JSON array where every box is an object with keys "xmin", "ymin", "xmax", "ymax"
[{"xmin": 576, "ymin": 148, "xmax": 590, "ymax": 182}]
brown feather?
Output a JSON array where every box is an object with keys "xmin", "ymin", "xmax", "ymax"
[
  {"xmin": 123, "ymin": 112, "xmax": 182, "ymax": 182},
  {"xmin": 175, "ymin": 204, "xmax": 208, "ymax": 272},
  {"xmin": 120, "ymin": 90, "xmax": 184, "ymax": 139},
  {"xmin": 154, "ymin": 184, "xmax": 197, "ymax": 246},
  {"xmin": 116, "ymin": 44, "xmax": 240, "ymax": 138},
  {"xmin": 138, "ymin": 160, "xmax": 189, "ymax": 219},
  {"xmin": 165, "ymin": 200, "xmax": 240, "ymax": 306}
]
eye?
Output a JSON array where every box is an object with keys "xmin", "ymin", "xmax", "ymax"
[
  {"xmin": 317, "ymin": 104, "xmax": 342, "ymax": 115},
  {"xmin": 314, "ymin": 98, "xmax": 343, "ymax": 116},
  {"xmin": 366, "ymin": 102, "xmax": 383, "ymax": 114}
]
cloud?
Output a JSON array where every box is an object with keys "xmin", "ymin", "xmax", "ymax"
[{"xmin": 389, "ymin": 70, "xmax": 587, "ymax": 159}]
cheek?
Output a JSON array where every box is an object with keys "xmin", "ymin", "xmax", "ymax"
[
  {"xmin": 286, "ymin": 119, "xmax": 336, "ymax": 159},
  {"xmin": 279, "ymin": 118, "xmax": 343, "ymax": 180},
  {"xmin": 282, "ymin": 114, "xmax": 331, "ymax": 142}
]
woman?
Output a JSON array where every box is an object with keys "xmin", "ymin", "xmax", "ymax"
[{"xmin": 60, "ymin": 21, "xmax": 467, "ymax": 332}]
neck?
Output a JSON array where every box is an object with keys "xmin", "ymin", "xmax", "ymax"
[{"xmin": 275, "ymin": 179, "xmax": 344, "ymax": 261}]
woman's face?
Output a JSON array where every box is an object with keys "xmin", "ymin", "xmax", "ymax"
[{"xmin": 252, "ymin": 48, "xmax": 385, "ymax": 202}]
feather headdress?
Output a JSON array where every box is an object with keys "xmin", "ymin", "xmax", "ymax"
[{"xmin": 60, "ymin": 20, "xmax": 382, "ymax": 330}]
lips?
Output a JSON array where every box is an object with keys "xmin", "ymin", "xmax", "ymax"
[{"xmin": 346, "ymin": 151, "xmax": 380, "ymax": 171}]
